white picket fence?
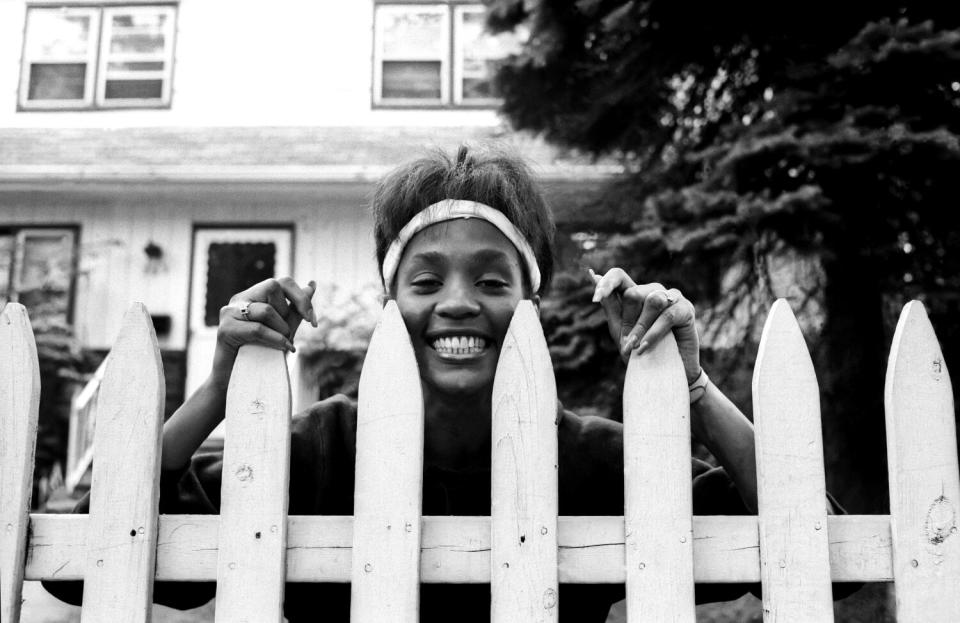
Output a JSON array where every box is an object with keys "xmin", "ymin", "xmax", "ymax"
[{"xmin": 1, "ymin": 297, "xmax": 958, "ymax": 622}]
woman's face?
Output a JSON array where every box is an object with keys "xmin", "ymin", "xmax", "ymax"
[{"xmin": 393, "ymin": 218, "xmax": 531, "ymax": 400}]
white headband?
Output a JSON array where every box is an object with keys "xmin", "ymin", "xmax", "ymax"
[{"xmin": 381, "ymin": 199, "xmax": 542, "ymax": 293}]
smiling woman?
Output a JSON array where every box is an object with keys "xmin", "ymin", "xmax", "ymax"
[{"xmin": 42, "ymin": 145, "xmax": 858, "ymax": 621}]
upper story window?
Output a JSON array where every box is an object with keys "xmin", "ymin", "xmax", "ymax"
[
  {"xmin": 373, "ymin": 2, "xmax": 524, "ymax": 107},
  {"xmin": 18, "ymin": 4, "xmax": 177, "ymax": 110}
]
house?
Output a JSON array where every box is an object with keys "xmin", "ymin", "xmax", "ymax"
[{"xmin": 0, "ymin": 0, "xmax": 616, "ymax": 422}]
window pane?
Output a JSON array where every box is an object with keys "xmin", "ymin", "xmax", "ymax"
[
  {"xmin": 28, "ymin": 63, "xmax": 86, "ymax": 100},
  {"xmin": 382, "ymin": 61, "xmax": 442, "ymax": 99},
  {"xmin": 381, "ymin": 10, "xmax": 445, "ymax": 58},
  {"xmin": 107, "ymin": 61, "xmax": 165, "ymax": 71},
  {"xmin": 16, "ymin": 231, "xmax": 75, "ymax": 324},
  {"xmin": 104, "ymin": 79, "xmax": 163, "ymax": 100},
  {"xmin": 204, "ymin": 243, "xmax": 276, "ymax": 327},
  {"xmin": 458, "ymin": 9, "xmax": 523, "ymax": 101},
  {"xmin": 109, "ymin": 12, "xmax": 167, "ymax": 54},
  {"xmin": 25, "ymin": 11, "xmax": 91, "ymax": 58}
]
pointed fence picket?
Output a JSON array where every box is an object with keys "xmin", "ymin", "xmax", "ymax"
[
  {"xmin": 753, "ymin": 301, "xmax": 834, "ymax": 621},
  {"xmin": 351, "ymin": 301, "xmax": 424, "ymax": 622},
  {"xmin": 884, "ymin": 302, "xmax": 960, "ymax": 621},
  {"xmin": 79, "ymin": 304, "xmax": 165, "ymax": 623},
  {"xmin": 491, "ymin": 301, "xmax": 559, "ymax": 623},
  {"xmin": 0, "ymin": 304, "xmax": 40, "ymax": 623},
  {"xmin": 3, "ymin": 297, "xmax": 959, "ymax": 622}
]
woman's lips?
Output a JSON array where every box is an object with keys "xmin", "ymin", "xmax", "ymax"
[{"xmin": 431, "ymin": 335, "xmax": 489, "ymax": 360}]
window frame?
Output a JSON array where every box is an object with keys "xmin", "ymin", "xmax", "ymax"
[
  {"xmin": 18, "ymin": 2, "xmax": 178, "ymax": 111},
  {"xmin": 372, "ymin": 0, "xmax": 516, "ymax": 109}
]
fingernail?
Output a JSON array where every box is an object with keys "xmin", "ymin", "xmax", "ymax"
[
  {"xmin": 623, "ymin": 334, "xmax": 637, "ymax": 351},
  {"xmin": 635, "ymin": 340, "xmax": 649, "ymax": 355},
  {"xmin": 286, "ymin": 340, "xmax": 296, "ymax": 352}
]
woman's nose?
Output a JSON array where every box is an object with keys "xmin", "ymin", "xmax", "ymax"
[{"xmin": 435, "ymin": 282, "xmax": 481, "ymax": 318}]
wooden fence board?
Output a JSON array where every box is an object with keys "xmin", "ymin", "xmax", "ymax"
[
  {"xmin": 27, "ymin": 514, "xmax": 894, "ymax": 583},
  {"xmin": 884, "ymin": 301, "xmax": 960, "ymax": 621},
  {"xmin": 622, "ymin": 332, "xmax": 695, "ymax": 622},
  {"xmin": 215, "ymin": 345, "xmax": 292, "ymax": 623},
  {"xmin": 351, "ymin": 301, "xmax": 424, "ymax": 622},
  {"xmin": 80, "ymin": 304, "xmax": 164, "ymax": 623},
  {"xmin": 753, "ymin": 299, "xmax": 833, "ymax": 622},
  {"xmin": 0, "ymin": 304, "xmax": 40, "ymax": 623},
  {"xmin": 491, "ymin": 301, "xmax": 559, "ymax": 623}
]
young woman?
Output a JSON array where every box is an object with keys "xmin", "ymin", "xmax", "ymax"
[{"xmin": 47, "ymin": 146, "xmax": 847, "ymax": 621}]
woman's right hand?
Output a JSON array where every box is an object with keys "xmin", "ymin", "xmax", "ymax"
[{"xmin": 210, "ymin": 277, "xmax": 318, "ymax": 386}]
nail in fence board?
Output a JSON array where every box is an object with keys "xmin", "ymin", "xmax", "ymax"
[
  {"xmin": 0, "ymin": 304, "xmax": 40, "ymax": 623},
  {"xmin": 884, "ymin": 301, "xmax": 960, "ymax": 621},
  {"xmin": 753, "ymin": 300, "xmax": 833, "ymax": 622},
  {"xmin": 215, "ymin": 345, "xmax": 292, "ymax": 623},
  {"xmin": 351, "ymin": 301, "xmax": 424, "ymax": 622},
  {"xmin": 622, "ymin": 331, "xmax": 695, "ymax": 622},
  {"xmin": 80, "ymin": 304, "xmax": 164, "ymax": 623},
  {"xmin": 491, "ymin": 301, "xmax": 559, "ymax": 623}
]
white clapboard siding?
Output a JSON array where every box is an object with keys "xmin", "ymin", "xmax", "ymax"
[
  {"xmin": 0, "ymin": 304, "xmax": 40, "ymax": 623},
  {"xmin": 622, "ymin": 331, "xmax": 695, "ymax": 622},
  {"xmin": 80, "ymin": 304, "xmax": 165, "ymax": 623},
  {"xmin": 753, "ymin": 299, "xmax": 833, "ymax": 622},
  {"xmin": 491, "ymin": 300, "xmax": 560, "ymax": 623},
  {"xmin": 215, "ymin": 345, "xmax": 292, "ymax": 623},
  {"xmin": 26, "ymin": 513, "xmax": 896, "ymax": 583},
  {"xmin": 884, "ymin": 301, "xmax": 960, "ymax": 621},
  {"xmin": 351, "ymin": 301, "xmax": 424, "ymax": 622}
]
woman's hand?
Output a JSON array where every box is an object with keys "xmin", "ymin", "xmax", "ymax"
[
  {"xmin": 591, "ymin": 268, "xmax": 700, "ymax": 383},
  {"xmin": 210, "ymin": 277, "xmax": 318, "ymax": 386}
]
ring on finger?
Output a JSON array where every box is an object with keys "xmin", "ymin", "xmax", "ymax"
[{"xmin": 239, "ymin": 300, "xmax": 252, "ymax": 321}]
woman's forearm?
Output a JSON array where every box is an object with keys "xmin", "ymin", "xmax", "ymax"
[
  {"xmin": 690, "ymin": 381, "xmax": 758, "ymax": 513},
  {"xmin": 161, "ymin": 375, "xmax": 229, "ymax": 470}
]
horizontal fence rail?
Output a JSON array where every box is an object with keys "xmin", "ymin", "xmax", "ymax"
[{"xmin": 2, "ymin": 297, "xmax": 959, "ymax": 623}]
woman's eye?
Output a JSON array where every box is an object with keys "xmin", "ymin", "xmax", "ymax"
[
  {"xmin": 478, "ymin": 278, "xmax": 509, "ymax": 289},
  {"xmin": 411, "ymin": 277, "xmax": 441, "ymax": 289}
]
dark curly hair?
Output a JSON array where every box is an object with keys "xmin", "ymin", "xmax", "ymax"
[{"xmin": 372, "ymin": 144, "xmax": 556, "ymax": 296}]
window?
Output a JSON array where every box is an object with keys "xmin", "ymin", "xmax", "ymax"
[
  {"xmin": 0, "ymin": 228, "xmax": 77, "ymax": 325},
  {"xmin": 19, "ymin": 4, "xmax": 177, "ymax": 110},
  {"xmin": 373, "ymin": 2, "xmax": 524, "ymax": 107}
]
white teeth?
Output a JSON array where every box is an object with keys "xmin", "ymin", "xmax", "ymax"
[{"xmin": 431, "ymin": 335, "xmax": 487, "ymax": 355}]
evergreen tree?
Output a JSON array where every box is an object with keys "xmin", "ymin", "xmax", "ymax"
[{"xmin": 491, "ymin": 1, "xmax": 960, "ymax": 515}]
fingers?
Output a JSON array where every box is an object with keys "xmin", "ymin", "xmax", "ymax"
[
  {"xmin": 629, "ymin": 290, "xmax": 690, "ymax": 355},
  {"xmin": 220, "ymin": 276, "xmax": 318, "ymax": 353},
  {"xmin": 623, "ymin": 287, "xmax": 681, "ymax": 355},
  {"xmin": 591, "ymin": 268, "xmax": 636, "ymax": 303},
  {"xmin": 275, "ymin": 277, "xmax": 318, "ymax": 328},
  {"xmin": 589, "ymin": 267, "xmax": 697, "ymax": 366},
  {"xmin": 219, "ymin": 308, "xmax": 295, "ymax": 352}
]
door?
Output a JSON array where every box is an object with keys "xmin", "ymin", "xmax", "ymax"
[{"xmin": 186, "ymin": 227, "xmax": 293, "ymax": 402}]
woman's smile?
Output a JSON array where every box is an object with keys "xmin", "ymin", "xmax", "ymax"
[{"xmin": 430, "ymin": 335, "xmax": 490, "ymax": 359}]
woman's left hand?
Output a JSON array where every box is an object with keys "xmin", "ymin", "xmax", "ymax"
[{"xmin": 591, "ymin": 268, "xmax": 701, "ymax": 383}]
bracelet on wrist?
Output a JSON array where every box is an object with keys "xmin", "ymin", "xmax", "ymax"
[{"xmin": 688, "ymin": 368, "xmax": 710, "ymax": 404}]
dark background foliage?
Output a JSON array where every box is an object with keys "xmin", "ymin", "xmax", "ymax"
[{"xmin": 488, "ymin": 0, "xmax": 960, "ymax": 518}]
